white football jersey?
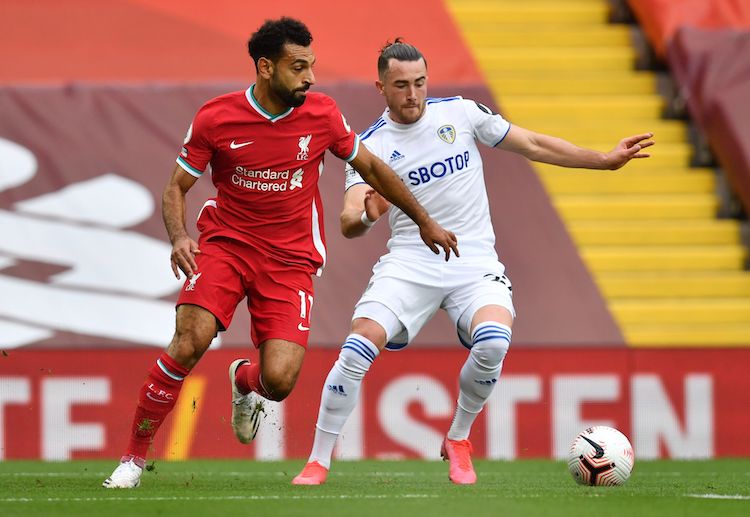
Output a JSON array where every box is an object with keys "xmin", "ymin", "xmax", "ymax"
[{"xmin": 345, "ymin": 96, "xmax": 511, "ymax": 260}]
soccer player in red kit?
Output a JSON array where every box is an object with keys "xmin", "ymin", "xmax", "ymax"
[{"xmin": 103, "ymin": 17, "xmax": 458, "ymax": 488}]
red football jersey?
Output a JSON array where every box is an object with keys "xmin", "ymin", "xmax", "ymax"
[{"xmin": 176, "ymin": 85, "xmax": 359, "ymax": 275}]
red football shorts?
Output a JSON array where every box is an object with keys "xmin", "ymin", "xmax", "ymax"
[{"xmin": 176, "ymin": 238, "xmax": 314, "ymax": 348}]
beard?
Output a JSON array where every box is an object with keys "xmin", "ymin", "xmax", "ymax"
[
  {"xmin": 394, "ymin": 101, "xmax": 425, "ymax": 124},
  {"xmin": 270, "ymin": 77, "xmax": 309, "ymax": 108}
]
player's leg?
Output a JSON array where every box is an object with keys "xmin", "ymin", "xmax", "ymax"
[
  {"xmin": 231, "ymin": 258, "xmax": 312, "ymax": 442},
  {"xmin": 294, "ymin": 259, "xmax": 439, "ymax": 485},
  {"xmin": 451, "ymin": 304, "xmax": 513, "ymax": 440},
  {"xmin": 104, "ymin": 242, "xmax": 242, "ymax": 488},
  {"xmin": 230, "ymin": 338, "xmax": 307, "ymax": 442},
  {"xmin": 103, "ymin": 304, "xmax": 218, "ymax": 488},
  {"xmin": 443, "ymin": 270, "xmax": 515, "ymax": 484},
  {"xmin": 257, "ymin": 338, "xmax": 307, "ymax": 400},
  {"xmin": 441, "ymin": 304, "xmax": 512, "ymax": 485},
  {"xmin": 293, "ymin": 313, "xmax": 391, "ymax": 485}
]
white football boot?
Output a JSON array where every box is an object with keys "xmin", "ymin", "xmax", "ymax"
[
  {"xmin": 229, "ymin": 359, "xmax": 265, "ymax": 443},
  {"xmin": 102, "ymin": 457, "xmax": 143, "ymax": 488}
]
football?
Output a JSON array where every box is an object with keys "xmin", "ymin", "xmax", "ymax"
[{"xmin": 567, "ymin": 426, "xmax": 635, "ymax": 486}]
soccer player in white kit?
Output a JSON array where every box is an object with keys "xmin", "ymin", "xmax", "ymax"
[{"xmin": 293, "ymin": 40, "xmax": 654, "ymax": 485}]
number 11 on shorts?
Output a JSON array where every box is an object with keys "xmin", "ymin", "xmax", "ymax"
[{"xmin": 298, "ymin": 289, "xmax": 314, "ymax": 321}]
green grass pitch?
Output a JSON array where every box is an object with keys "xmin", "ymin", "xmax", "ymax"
[{"xmin": 1, "ymin": 459, "xmax": 748, "ymax": 516}]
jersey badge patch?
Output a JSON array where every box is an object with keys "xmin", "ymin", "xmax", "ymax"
[
  {"xmin": 290, "ymin": 168, "xmax": 304, "ymax": 190},
  {"xmin": 437, "ymin": 125, "xmax": 456, "ymax": 144},
  {"xmin": 297, "ymin": 134, "xmax": 312, "ymax": 160}
]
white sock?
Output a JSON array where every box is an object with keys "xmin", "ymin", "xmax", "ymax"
[
  {"xmin": 447, "ymin": 322, "xmax": 511, "ymax": 441},
  {"xmin": 308, "ymin": 334, "xmax": 379, "ymax": 469}
]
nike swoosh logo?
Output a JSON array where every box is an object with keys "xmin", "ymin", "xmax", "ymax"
[
  {"xmin": 581, "ymin": 435, "xmax": 605, "ymax": 458},
  {"xmin": 297, "ymin": 323, "xmax": 310, "ymax": 332},
  {"xmin": 230, "ymin": 140, "xmax": 254, "ymax": 149},
  {"xmin": 146, "ymin": 392, "xmax": 170, "ymax": 404}
]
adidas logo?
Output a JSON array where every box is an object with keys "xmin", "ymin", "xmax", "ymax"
[
  {"xmin": 389, "ymin": 150, "xmax": 405, "ymax": 163},
  {"xmin": 327, "ymin": 384, "xmax": 347, "ymax": 396},
  {"xmin": 474, "ymin": 378, "xmax": 497, "ymax": 386}
]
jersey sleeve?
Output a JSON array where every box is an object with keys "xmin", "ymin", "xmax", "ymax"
[
  {"xmin": 343, "ymin": 138, "xmax": 377, "ymax": 190},
  {"xmin": 327, "ymin": 104, "xmax": 360, "ymax": 163},
  {"xmin": 462, "ymin": 99, "xmax": 512, "ymax": 148},
  {"xmin": 176, "ymin": 104, "xmax": 214, "ymax": 177},
  {"xmin": 344, "ymin": 163, "xmax": 366, "ymax": 191}
]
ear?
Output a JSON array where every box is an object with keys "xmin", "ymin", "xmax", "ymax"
[
  {"xmin": 375, "ymin": 79, "xmax": 385, "ymax": 96},
  {"xmin": 257, "ymin": 57, "xmax": 274, "ymax": 80}
]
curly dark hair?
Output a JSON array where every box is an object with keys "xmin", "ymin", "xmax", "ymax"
[
  {"xmin": 377, "ymin": 37, "xmax": 427, "ymax": 78},
  {"xmin": 247, "ymin": 17, "xmax": 313, "ymax": 71}
]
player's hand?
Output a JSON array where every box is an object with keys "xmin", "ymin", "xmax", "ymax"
[
  {"xmin": 170, "ymin": 235, "xmax": 201, "ymax": 279},
  {"xmin": 419, "ymin": 219, "xmax": 459, "ymax": 261},
  {"xmin": 364, "ymin": 188, "xmax": 391, "ymax": 222},
  {"xmin": 605, "ymin": 132, "xmax": 654, "ymax": 170}
]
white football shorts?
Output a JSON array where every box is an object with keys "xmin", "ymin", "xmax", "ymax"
[{"xmin": 352, "ymin": 253, "xmax": 515, "ymax": 350}]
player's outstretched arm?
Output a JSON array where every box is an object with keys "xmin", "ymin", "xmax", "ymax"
[
  {"xmin": 349, "ymin": 146, "xmax": 459, "ymax": 260},
  {"xmin": 162, "ymin": 165, "xmax": 201, "ymax": 279},
  {"xmin": 498, "ymin": 125, "xmax": 654, "ymax": 170},
  {"xmin": 340, "ymin": 184, "xmax": 391, "ymax": 238}
]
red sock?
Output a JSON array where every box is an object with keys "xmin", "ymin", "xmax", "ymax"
[
  {"xmin": 124, "ymin": 353, "xmax": 190, "ymax": 460},
  {"xmin": 236, "ymin": 361, "xmax": 272, "ymax": 399}
]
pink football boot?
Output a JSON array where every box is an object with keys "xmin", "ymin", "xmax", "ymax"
[
  {"xmin": 441, "ymin": 438, "xmax": 477, "ymax": 484},
  {"xmin": 292, "ymin": 461, "xmax": 329, "ymax": 485}
]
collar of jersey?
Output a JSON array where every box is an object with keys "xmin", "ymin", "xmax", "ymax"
[{"xmin": 245, "ymin": 84, "xmax": 294, "ymax": 122}]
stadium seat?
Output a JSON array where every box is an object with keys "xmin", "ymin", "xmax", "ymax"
[{"xmin": 446, "ymin": 0, "xmax": 750, "ymax": 346}]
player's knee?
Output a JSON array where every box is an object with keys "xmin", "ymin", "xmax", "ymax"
[
  {"xmin": 335, "ymin": 352, "xmax": 368, "ymax": 380},
  {"xmin": 169, "ymin": 314, "xmax": 216, "ymax": 368},
  {"xmin": 350, "ymin": 318, "xmax": 387, "ymax": 349},
  {"xmin": 336, "ymin": 336, "xmax": 378, "ymax": 380},
  {"xmin": 471, "ymin": 324, "xmax": 511, "ymax": 370},
  {"xmin": 168, "ymin": 331, "xmax": 211, "ymax": 369},
  {"xmin": 471, "ymin": 339, "xmax": 509, "ymax": 371}
]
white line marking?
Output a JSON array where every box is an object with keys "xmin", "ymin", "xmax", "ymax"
[
  {"xmin": 1, "ymin": 494, "xmax": 437, "ymax": 503},
  {"xmin": 0, "ymin": 472, "xmax": 106, "ymax": 477},
  {"xmin": 0, "ymin": 471, "xmax": 424, "ymax": 478},
  {"xmin": 687, "ymin": 494, "xmax": 750, "ymax": 500},
  {"xmin": 199, "ymin": 471, "xmax": 421, "ymax": 477}
]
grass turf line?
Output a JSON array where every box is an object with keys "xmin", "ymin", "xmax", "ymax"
[{"xmin": 0, "ymin": 459, "xmax": 748, "ymax": 517}]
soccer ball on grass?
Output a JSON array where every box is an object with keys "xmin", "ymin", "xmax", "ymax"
[{"xmin": 567, "ymin": 426, "xmax": 634, "ymax": 486}]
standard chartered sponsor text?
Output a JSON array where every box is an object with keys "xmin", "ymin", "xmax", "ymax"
[{"xmin": 232, "ymin": 166, "xmax": 292, "ymax": 191}]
